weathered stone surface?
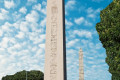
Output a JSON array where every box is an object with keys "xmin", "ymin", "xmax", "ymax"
[
  {"xmin": 44, "ymin": 0, "xmax": 66, "ymax": 80},
  {"xmin": 79, "ymin": 48, "xmax": 84, "ymax": 80}
]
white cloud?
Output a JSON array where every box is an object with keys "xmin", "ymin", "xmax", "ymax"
[
  {"xmin": 67, "ymin": 39, "xmax": 79, "ymax": 48},
  {"xmin": 74, "ymin": 17, "xmax": 92, "ymax": 26},
  {"xmin": 41, "ymin": 7, "xmax": 46, "ymax": 14},
  {"xmin": 13, "ymin": 43, "xmax": 21, "ymax": 49},
  {"xmin": 0, "ymin": 30, "xmax": 3, "ymax": 37},
  {"xmin": 95, "ymin": 43, "xmax": 102, "ymax": 49},
  {"xmin": 95, "ymin": 8, "xmax": 101, "ymax": 13},
  {"xmin": 40, "ymin": 18, "xmax": 46, "ymax": 27},
  {"xmin": 0, "ymin": 37, "xmax": 9, "ymax": 48},
  {"xmin": 86, "ymin": 7, "xmax": 94, "ymax": 14},
  {"xmin": 42, "ymin": 1, "xmax": 47, "ymax": 6},
  {"xmin": 27, "ymin": 0, "xmax": 37, "ymax": 5},
  {"xmin": 20, "ymin": 21, "xmax": 29, "ymax": 32},
  {"xmin": 32, "ymin": 4, "xmax": 41, "ymax": 11},
  {"xmin": 39, "ymin": 43, "xmax": 45, "ymax": 49},
  {"xmin": 67, "ymin": 49, "xmax": 77, "ymax": 55},
  {"xmin": 4, "ymin": 0, "xmax": 15, "ymax": 9},
  {"xmin": 66, "ymin": 0, "xmax": 76, "ymax": 10},
  {"xmin": 29, "ymin": 32, "xmax": 45, "ymax": 44},
  {"xmin": 81, "ymin": 39, "xmax": 89, "ymax": 45},
  {"xmin": 33, "ymin": 3, "xmax": 46, "ymax": 14},
  {"xmin": 25, "ymin": 10, "xmax": 39, "ymax": 22},
  {"xmin": 65, "ymin": 19, "xmax": 73, "ymax": 28},
  {"xmin": 31, "ymin": 47, "xmax": 37, "ymax": 52},
  {"xmin": 9, "ymin": 38, "xmax": 16, "ymax": 44},
  {"xmin": 28, "ymin": 0, "xmax": 37, "ymax": 3},
  {"xmin": 13, "ymin": 21, "xmax": 21, "ymax": 29},
  {"xmin": 40, "ymin": 34, "xmax": 45, "ymax": 40},
  {"xmin": 88, "ymin": 14, "xmax": 95, "ymax": 18},
  {"xmin": 16, "ymin": 32, "xmax": 25, "ymax": 39},
  {"xmin": 29, "ymin": 22, "xmax": 39, "ymax": 32},
  {"xmin": 87, "ymin": 8, "xmax": 101, "ymax": 19},
  {"xmin": 74, "ymin": 17, "xmax": 85, "ymax": 25},
  {"xmin": 65, "ymin": 0, "xmax": 76, "ymax": 15},
  {"xmin": 19, "ymin": 7, "xmax": 27, "ymax": 14},
  {"xmin": 12, "ymin": 11, "xmax": 21, "ymax": 21},
  {"xmin": 0, "ymin": 8, "xmax": 9, "ymax": 20},
  {"xmin": 84, "ymin": 21, "xmax": 92, "ymax": 26},
  {"xmin": 73, "ymin": 30, "xmax": 92, "ymax": 38},
  {"xmin": 1, "ymin": 22, "xmax": 12, "ymax": 32},
  {"xmin": 89, "ymin": 42, "xmax": 94, "ymax": 49},
  {"xmin": 0, "ymin": 8, "xmax": 8, "ymax": 14}
]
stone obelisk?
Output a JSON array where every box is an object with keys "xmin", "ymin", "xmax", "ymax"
[
  {"xmin": 79, "ymin": 48, "xmax": 84, "ymax": 80},
  {"xmin": 44, "ymin": 0, "xmax": 66, "ymax": 80}
]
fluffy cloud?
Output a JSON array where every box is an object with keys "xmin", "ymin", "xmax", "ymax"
[
  {"xmin": 27, "ymin": 0, "xmax": 37, "ymax": 5},
  {"xmin": 32, "ymin": 3, "xmax": 41, "ymax": 11},
  {"xmin": 0, "ymin": 30, "xmax": 3, "ymax": 37},
  {"xmin": 0, "ymin": 37, "xmax": 9, "ymax": 48},
  {"xmin": 65, "ymin": 19, "xmax": 73, "ymax": 29},
  {"xmin": 65, "ymin": 0, "xmax": 76, "ymax": 10},
  {"xmin": 67, "ymin": 39, "xmax": 79, "ymax": 48},
  {"xmin": 19, "ymin": 7, "xmax": 27, "ymax": 14},
  {"xmin": 4, "ymin": 0, "xmax": 15, "ymax": 9},
  {"xmin": 42, "ymin": 1, "xmax": 47, "ymax": 6},
  {"xmin": 40, "ymin": 18, "xmax": 46, "ymax": 27},
  {"xmin": 12, "ymin": 11, "xmax": 21, "ymax": 21},
  {"xmin": 32, "ymin": 3, "xmax": 46, "ymax": 14},
  {"xmin": 25, "ymin": 10, "xmax": 39, "ymax": 22},
  {"xmin": 74, "ymin": 16, "xmax": 93, "ymax": 26},
  {"xmin": 73, "ymin": 30, "xmax": 92, "ymax": 38},
  {"xmin": 1, "ymin": 22, "xmax": 12, "ymax": 32},
  {"xmin": 29, "ymin": 33, "xmax": 45, "ymax": 44},
  {"xmin": 65, "ymin": 0, "xmax": 76, "ymax": 15},
  {"xmin": 15, "ymin": 32, "xmax": 25, "ymax": 39},
  {"xmin": 74, "ymin": 17, "xmax": 85, "ymax": 25},
  {"xmin": 0, "ymin": 8, "xmax": 9, "ymax": 20},
  {"xmin": 19, "ymin": 21, "xmax": 29, "ymax": 32},
  {"xmin": 28, "ymin": 0, "xmax": 37, "ymax": 3},
  {"xmin": 39, "ymin": 44, "xmax": 45, "ymax": 49},
  {"xmin": 84, "ymin": 20, "xmax": 93, "ymax": 26},
  {"xmin": 87, "ymin": 7, "xmax": 101, "ymax": 19}
]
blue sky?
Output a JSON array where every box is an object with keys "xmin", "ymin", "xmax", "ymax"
[{"xmin": 0, "ymin": 0, "xmax": 113, "ymax": 80}]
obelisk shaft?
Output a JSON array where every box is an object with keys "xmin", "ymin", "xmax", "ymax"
[
  {"xmin": 44, "ymin": 0, "xmax": 66, "ymax": 80},
  {"xmin": 79, "ymin": 49, "xmax": 84, "ymax": 80}
]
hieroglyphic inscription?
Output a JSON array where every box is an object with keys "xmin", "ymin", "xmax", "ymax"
[{"xmin": 50, "ymin": 4, "xmax": 58, "ymax": 80}]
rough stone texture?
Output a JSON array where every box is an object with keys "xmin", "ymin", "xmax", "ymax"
[
  {"xmin": 44, "ymin": 0, "xmax": 66, "ymax": 80},
  {"xmin": 79, "ymin": 48, "xmax": 84, "ymax": 80}
]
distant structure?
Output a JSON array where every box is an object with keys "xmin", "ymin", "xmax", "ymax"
[{"xmin": 79, "ymin": 48, "xmax": 84, "ymax": 80}]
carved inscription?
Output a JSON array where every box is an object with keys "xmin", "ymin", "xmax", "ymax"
[{"xmin": 50, "ymin": 5, "xmax": 58, "ymax": 80}]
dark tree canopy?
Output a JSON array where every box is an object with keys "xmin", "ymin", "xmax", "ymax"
[
  {"xmin": 2, "ymin": 70, "xmax": 44, "ymax": 80},
  {"xmin": 96, "ymin": 0, "xmax": 120, "ymax": 79}
]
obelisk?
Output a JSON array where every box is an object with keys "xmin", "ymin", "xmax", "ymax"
[
  {"xmin": 79, "ymin": 48, "xmax": 84, "ymax": 80},
  {"xmin": 44, "ymin": 0, "xmax": 66, "ymax": 80}
]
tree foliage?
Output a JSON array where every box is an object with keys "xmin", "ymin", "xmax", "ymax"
[
  {"xmin": 96, "ymin": 0, "xmax": 120, "ymax": 79},
  {"xmin": 2, "ymin": 70, "xmax": 44, "ymax": 80}
]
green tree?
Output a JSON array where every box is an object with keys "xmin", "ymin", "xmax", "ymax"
[
  {"xmin": 2, "ymin": 70, "xmax": 44, "ymax": 80},
  {"xmin": 96, "ymin": 0, "xmax": 120, "ymax": 79}
]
